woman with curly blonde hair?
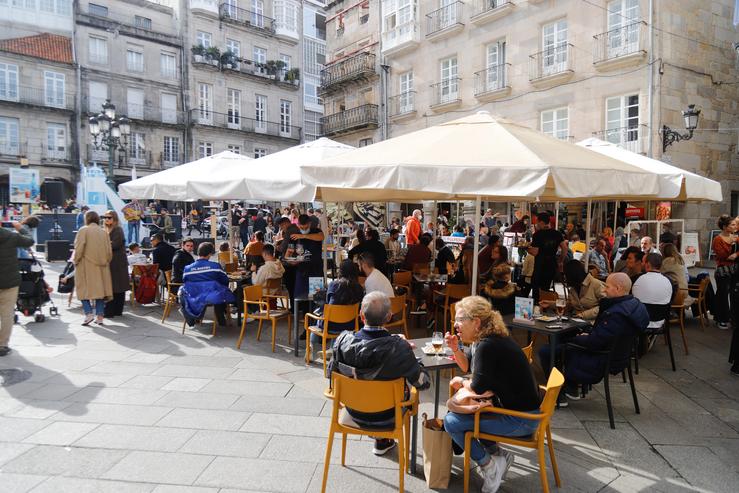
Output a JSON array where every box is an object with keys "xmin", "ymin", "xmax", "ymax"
[{"xmin": 443, "ymin": 296, "xmax": 541, "ymax": 492}]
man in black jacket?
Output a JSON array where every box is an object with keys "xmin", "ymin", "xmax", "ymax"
[
  {"xmin": 329, "ymin": 291, "xmax": 429, "ymax": 455},
  {"xmin": 0, "ymin": 221, "xmax": 35, "ymax": 355},
  {"xmin": 172, "ymin": 237, "xmax": 196, "ymax": 284},
  {"xmin": 348, "ymin": 228, "xmax": 387, "ymax": 275},
  {"xmin": 151, "ymin": 233, "xmax": 176, "ymax": 298}
]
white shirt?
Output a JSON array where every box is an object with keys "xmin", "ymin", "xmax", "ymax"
[
  {"xmin": 127, "ymin": 253, "xmax": 148, "ymax": 266},
  {"xmin": 364, "ymin": 268, "xmax": 395, "ymax": 298},
  {"xmin": 632, "ymin": 271, "xmax": 673, "ymax": 328}
]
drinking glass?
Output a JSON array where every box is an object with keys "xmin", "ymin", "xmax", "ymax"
[
  {"xmin": 431, "ymin": 331, "xmax": 444, "ymax": 360},
  {"xmin": 555, "ymin": 297, "xmax": 567, "ymax": 326},
  {"xmin": 295, "ymin": 243, "xmax": 304, "ymax": 256}
]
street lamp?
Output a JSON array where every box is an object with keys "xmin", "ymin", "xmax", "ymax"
[
  {"xmin": 662, "ymin": 104, "xmax": 701, "ymax": 152},
  {"xmin": 89, "ymin": 99, "xmax": 131, "ymax": 188}
]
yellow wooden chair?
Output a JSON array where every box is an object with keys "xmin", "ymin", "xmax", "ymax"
[
  {"xmin": 521, "ymin": 340, "xmax": 535, "ymax": 363},
  {"xmin": 433, "ymin": 283, "xmax": 471, "ymax": 332},
  {"xmin": 688, "ymin": 277, "xmax": 710, "ymax": 330},
  {"xmin": 670, "ymin": 289, "xmax": 691, "ymax": 355},
  {"xmin": 321, "ymin": 373, "xmax": 418, "ymax": 493},
  {"xmin": 237, "ymin": 284, "xmax": 292, "ymax": 352},
  {"xmin": 462, "ymin": 368, "xmax": 564, "ymax": 493},
  {"xmin": 161, "ymin": 270, "xmax": 182, "ymax": 323},
  {"xmin": 385, "ymin": 295, "xmax": 409, "ymax": 338},
  {"xmin": 392, "ymin": 270, "xmax": 412, "ymax": 293},
  {"xmin": 305, "ymin": 304, "xmax": 359, "ymax": 376}
]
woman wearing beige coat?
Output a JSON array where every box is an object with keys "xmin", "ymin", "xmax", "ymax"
[
  {"xmin": 563, "ymin": 259, "xmax": 605, "ymax": 321},
  {"xmin": 74, "ymin": 210, "xmax": 113, "ymax": 325}
]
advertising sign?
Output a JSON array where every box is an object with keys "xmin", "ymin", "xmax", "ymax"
[
  {"xmin": 8, "ymin": 167, "xmax": 40, "ymax": 204},
  {"xmin": 656, "ymin": 202, "xmax": 672, "ymax": 221},
  {"xmin": 681, "ymin": 232, "xmax": 700, "ymax": 267},
  {"xmin": 625, "ymin": 206, "xmax": 645, "ymax": 220}
]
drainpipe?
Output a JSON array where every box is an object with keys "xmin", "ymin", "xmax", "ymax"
[
  {"xmin": 646, "ymin": 0, "xmax": 654, "ymax": 158},
  {"xmin": 379, "ymin": 1, "xmax": 388, "ymax": 141},
  {"xmin": 180, "ymin": 0, "xmax": 190, "ymax": 162},
  {"xmin": 73, "ymin": 1, "xmax": 83, "ymax": 183}
]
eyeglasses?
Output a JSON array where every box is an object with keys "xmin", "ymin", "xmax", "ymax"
[
  {"xmin": 102, "ymin": 216, "xmax": 112, "ymax": 220},
  {"xmin": 454, "ymin": 317, "xmax": 472, "ymax": 323}
]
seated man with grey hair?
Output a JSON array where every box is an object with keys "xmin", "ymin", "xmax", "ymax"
[{"xmin": 329, "ymin": 291, "xmax": 430, "ymax": 456}]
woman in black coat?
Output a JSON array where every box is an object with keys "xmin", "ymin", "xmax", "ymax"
[{"xmin": 103, "ymin": 210, "xmax": 130, "ymax": 317}]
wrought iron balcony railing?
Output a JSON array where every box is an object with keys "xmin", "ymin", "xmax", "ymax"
[
  {"xmin": 593, "ymin": 21, "xmax": 647, "ymax": 64},
  {"xmin": 218, "ymin": 2, "xmax": 275, "ymax": 33},
  {"xmin": 388, "ymin": 91, "xmax": 416, "ymax": 117},
  {"xmin": 430, "ymin": 77, "xmax": 462, "ymax": 107},
  {"xmin": 320, "ymin": 52, "xmax": 376, "ymax": 92},
  {"xmin": 593, "ymin": 125, "xmax": 647, "ymax": 154},
  {"xmin": 320, "ymin": 104, "xmax": 379, "ymax": 136},
  {"xmin": 190, "ymin": 109, "xmax": 301, "ymax": 140},
  {"xmin": 0, "ymin": 85, "xmax": 75, "ymax": 110},
  {"xmin": 529, "ymin": 42, "xmax": 574, "ymax": 81},
  {"xmin": 426, "ymin": 1, "xmax": 464, "ymax": 37},
  {"xmin": 474, "ymin": 64, "xmax": 509, "ymax": 96}
]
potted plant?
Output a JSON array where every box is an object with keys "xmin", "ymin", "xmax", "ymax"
[
  {"xmin": 191, "ymin": 44, "xmax": 205, "ymax": 63},
  {"xmin": 221, "ymin": 50, "xmax": 237, "ymax": 70},
  {"xmin": 265, "ymin": 60, "xmax": 286, "ymax": 80},
  {"xmin": 205, "ymin": 46, "xmax": 221, "ymax": 66},
  {"xmin": 285, "ymin": 67, "xmax": 300, "ymax": 84}
]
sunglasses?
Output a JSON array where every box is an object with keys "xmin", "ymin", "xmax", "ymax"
[{"xmin": 102, "ymin": 216, "xmax": 112, "ymax": 219}]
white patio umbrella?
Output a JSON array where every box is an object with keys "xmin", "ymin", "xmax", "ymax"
[
  {"xmin": 576, "ymin": 137, "xmax": 723, "ymax": 202},
  {"xmin": 119, "ymin": 150, "xmax": 253, "ymax": 201}
]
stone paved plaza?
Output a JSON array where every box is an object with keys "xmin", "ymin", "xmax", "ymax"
[{"xmin": 0, "ymin": 260, "xmax": 738, "ymax": 493}]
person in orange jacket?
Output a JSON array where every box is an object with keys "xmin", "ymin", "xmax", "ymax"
[{"xmin": 404, "ymin": 209, "xmax": 422, "ymax": 245}]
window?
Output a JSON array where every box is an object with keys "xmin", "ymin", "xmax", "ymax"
[
  {"xmin": 731, "ymin": 191, "xmax": 739, "ymax": 217},
  {"xmin": 88, "ymin": 2, "xmax": 108, "ymax": 16},
  {"xmin": 126, "ymin": 48, "xmax": 144, "ymax": 72},
  {"xmin": 439, "ymin": 56, "xmax": 458, "ymax": 103},
  {"xmin": 161, "ymin": 93, "xmax": 177, "ymax": 124},
  {"xmin": 227, "ymin": 88, "xmax": 241, "ymax": 128},
  {"xmin": 607, "ymin": 0, "xmax": 640, "ymax": 57},
  {"xmin": 0, "ymin": 63, "xmax": 19, "ymax": 101},
  {"xmin": 160, "ymin": 52, "xmax": 176, "ymax": 78},
  {"xmin": 226, "ymin": 39, "xmax": 241, "ymax": 58},
  {"xmin": 129, "ymin": 132, "xmax": 146, "ymax": 162},
  {"xmin": 46, "ymin": 123, "xmax": 66, "ymax": 160},
  {"xmin": 382, "ymin": 0, "xmax": 412, "ymax": 46},
  {"xmin": 251, "ymin": 0, "xmax": 265, "ymax": 28},
  {"xmin": 440, "ymin": 0, "xmax": 458, "ymax": 27},
  {"xmin": 196, "ymin": 31, "xmax": 212, "ymax": 48},
  {"xmin": 198, "ymin": 141, "xmax": 213, "ymax": 159},
  {"xmin": 134, "ymin": 15, "xmax": 152, "ymax": 30},
  {"xmin": 359, "ymin": 138, "xmax": 373, "ymax": 147},
  {"xmin": 44, "ymin": 71, "xmax": 65, "ymax": 108},
  {"xmin": 485, "ymin": 41, "xmax": 506, "ymax": 91},
  {"xmin": 253, "ymin": 47, "xmax": 267, "ymax": 64},
  {"xmin": 127, "ymin": 88, "xmax": 144, "ymax": 119},
  {"xmin": 359, "ymin": 1, "xmax": 369, "ymax": 24},
  {"xmin": 254, "ymin": 147, "xmax": 267, "ymax": 158},
  {"xmin": 541, "ymin": 107, "xmax": 569, "ymax": 140},
  {"xmin": 227, "ymin": 144, "xmax": 241, "ymax": 154},
  {"xmin": 88, "ymin": 36, "xmax": 108, "ymax": 65},
  {"xmin": 0, "ymin": 117, "xmax": 19, "ymax": 154},
  {"xmin": 605, "ymin": 94, "xmax": 640, "ymax": 149},
  {"xmin": 280, "ymin": 99, "xmax": 292, "ymax": 136},
  {"xmin": 223, "ymin": 0, "xmax": 237, "ymax": 18},
  {"xmin": 198, "ymin": 83, "xmax": 212, "ymax": 123},
  {"xmin": 273, "ymin": 0, "xmax": 298, "ymax": 34},
  {"xmin": 280, "ymin": 54, "xmax": 291, "ymax": 70},
  {"xmin": 398, "ymin": 71, "xmax": 414, "ymax": 113},
  {"xmin": 542, "ymin": 19, "xmax": 568, "ymax": 75},
  {"xmin": 40, "ymin": 0, "xmax": 71, "ymax": 15},
  {"xmin": 304, "ymin": 75, "xmax": 320, "ymax": 106},
  {"xmin": 10, "ymin": 0, "xmax": 35, "ymax": 8},
  {"xmin": 163, "ymin": 136, "xmax": 179, "ymax": 163},
  {"xmin": 304, "ymin": 110, "xmax": 321, "ymax": 141},
  {"xmin": 255, "ymin": 94, "xmax": 266, "ymax": 132},
  {"xmin": 88, "ymin": 81, "xmax": 107, "ymax": 112}
]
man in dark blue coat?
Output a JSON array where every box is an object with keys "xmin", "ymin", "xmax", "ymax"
[
  {"xmin": 539, "ymin": 272, "xmax": 649, "ymax": 404},
  {"xmin": 180, "ymin": 242, "xmax": 235, "ymax": 327}
]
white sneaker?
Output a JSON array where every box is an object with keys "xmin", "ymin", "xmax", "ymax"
[
  {"xmin": 495, "ymin": 448, "xmax": 514, "ymax": 481},
  {"xmin": 480, "ymin": 455, "xmax": 506, "ymax": 493}
]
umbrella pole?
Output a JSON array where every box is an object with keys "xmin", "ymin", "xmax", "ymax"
[
  {"xmin": 584, "ymin": 200, "xmax": 592, "ymax": 271},
  {"xmin": 471, "ymin": 196, "xmax": 481, "ymax": 295},
  {"xmin": 431, "ymin": 201, "xmax": 437, "ymax": 270},
  {"xmin": 555, "ymin": 201, "xmax": 560, "ymax": 230}
]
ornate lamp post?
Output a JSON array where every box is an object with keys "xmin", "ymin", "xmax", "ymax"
[
  {"xmin": 89, "ymin": 99, "xmax": 131, "ymax": 188},
  {"xmin": 662, "ymin": 104, "xmax": 700, "ymax": 152}
]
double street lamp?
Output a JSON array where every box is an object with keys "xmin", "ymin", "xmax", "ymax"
[
  {"xmin": 662, "ymin": 104, "xmax": 701, "ymax": 153},
  {"xmin": 89, "ymin": 99, "xmax": 131, "ymax": 187}
]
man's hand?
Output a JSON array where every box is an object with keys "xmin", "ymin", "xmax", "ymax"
[
  {"xmin": 290, "ymin": 233, "xmax": 303, "ymax": 241},
  {"xmin": 444, "ymin": 331, "xmax": 459, "ymax": 349},
  {"xmin": 11, "ymin": 221, "xmax": 22, "ymax": 231},
  {"xmin": 250, "ymin": 264, "xmax": 257, "ymax": 272}
]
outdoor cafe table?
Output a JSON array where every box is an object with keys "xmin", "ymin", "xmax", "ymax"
[{"xmin": 502, "ymin": 314, "xmax": 591, "ymax": 372}]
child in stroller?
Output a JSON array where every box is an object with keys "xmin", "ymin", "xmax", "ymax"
[{"xmin": 16, "ymin": 249, "xmax": 57, "ymax": 323}]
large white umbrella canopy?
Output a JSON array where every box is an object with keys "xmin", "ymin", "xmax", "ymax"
[
  {"xmin": 301, "ymin": 111, "xmax": 663, "ymax": 202},
  {"xmin": 576, "ymin": 138, "xmax": 722, "ymax": 202},
  {"xmin": 118, "ymin": 150, "xmax": 253, "ymax": 201}
]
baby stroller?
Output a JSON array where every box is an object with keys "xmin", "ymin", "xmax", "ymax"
[{"xmin": 15, "ymin": 251, "xmax": 58, "ymax": 323}]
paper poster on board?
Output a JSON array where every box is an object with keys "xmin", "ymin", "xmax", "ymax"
[
  {"xmin": 681, "ymin": 232, "xmax": 700, "ymax": 267},
  {"xmin": 8, "ymin": 167, "xmax": 40, "ymax": 204}
]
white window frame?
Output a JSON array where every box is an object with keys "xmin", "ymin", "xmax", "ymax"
[
  {"xmin": 255, "ymin": 94, "xmax": 267, "ymax": 132},
  {"xmin": 198, "ymin": 83, "xmax": 213, "ymax": 124},
  {"xmin": 253, "ymin": 147, "xmax": 267, "ymax": 158},
  {"xmin": 541, "ymin": 107, "xmax": 569, "ymax": 141},
  {"xmin": 0, "ymin": 116, "xmax": 20, "ymax": 155},
  {"xmin": 227, "ymin": 144, "xmax": 241, "ymax": 154},
  {"xmin": 198, "ymin": 141, "xmax": 213, "ymax": 159},
  {"xmin": 129, "ymin": 132, "xmax": 146, "ymax": 163},
  {"xmin": 226, "ymin": 39, "xmax": 241, "ymax": 58},
  {"xmin": 126, "ymin": 48, "xmax": 145, "ymax": 73},
  {"xmin": 399, "ymin": 71, "xmax": 413, "ymax": 113},
  {"xmin": 163, "ymin": 136, "xmax": 179, "ymax": 163},
  {"xmin": 485, "ymin": 41, "xmax": 505, "ymax": 91},
  {"xmin": 439, "ymin": 56, "xmax": 458, "ymax": 103},
  {"xmin": 542, "ymin": 19, "xmax": 568, "ymax": 75},
  {"xmin": 160, "ymin": 93, "xmax": 177, "ymax": 124},
  {"xmin": 88, "ymin": 36, "xmax": 108, "ymax": 65},
  {"xmin": 274, "ymin": 0, "xmax": 298, "ymax": 35},
  {"xmin": 605, "ymin": 93, "xmax": 640, "ymax": 150},
  {"xmin": 251, "ymin": 0, "xmax": 265, "ymax": 28},
  {"xmin": 0, "ymin": 62, "xmax": 19, "ymax": 102},
  {"xmin": 44, "ymin": 71, "xmax": 65, "ymax": 108},
  {"xmin": 279, "ymin": 99, "xmax": 292, "ymax": 137},
  {"xmin": 606, "ymin": 0, "xmax": 641, "ymax": 58},
  {"xmin": 160, "ymin": 52, "xmax": 176, "ymax": 78},
  {"xmin": 46, "ymin": 123, "xmax": 66, "ymax": 160},
  {"xmin": 127, "ymin": 88, "xmax": 144, "ymax": 119},
  {"xmin": 227, "ymin": 88, "xmax": 241, "ymax": 128},
  {"xmin": 196, "ymin": 31, "xmax": 212, "ymax": 48},
  {"xmin": 88, "ymin": 81, "xmax": 108, "ymax": 113}
]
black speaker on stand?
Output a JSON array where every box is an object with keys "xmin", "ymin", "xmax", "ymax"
[{"xmin": 44, "ymin": 181, "xmax": 65, "ymax": 257}]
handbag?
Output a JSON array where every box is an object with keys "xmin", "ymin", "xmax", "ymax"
[
  {"xmin": 446, "ymin": 386, "xmax": 494, "ymax": 414},
  {"xmin": 422, "ymin": 413, "xmax": 453, "ymax": 489},
  {"xmin": 716, "ymin": 263, "xmax": 738, "ymax": 280}
]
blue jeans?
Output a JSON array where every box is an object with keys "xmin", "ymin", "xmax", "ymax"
[
  {"xmin": 128, "ymin": 221, "xmax": 140, "ymax": 243},
  {"xmin": 81, "ymin": 299, "xmax": 105, "ymax": 316},
  {"xmin": 444, "ymin": 410, "xmax": 539, "ymax": 465}
]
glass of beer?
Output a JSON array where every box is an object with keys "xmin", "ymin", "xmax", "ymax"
[
  {"xmin": 555, "ymin": 297, "xmax": 567, "ymax": 326},
  {"xmin": 431, "ymin": 331, "xmax": 444, "ymax": 360}
]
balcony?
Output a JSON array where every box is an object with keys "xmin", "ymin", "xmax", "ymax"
[
  {"xmin": 474, "ymin": 64, "xmax": 511, "ymax": 101},
  {"xmin": 593, "ymin": 125, "xmax": 648, "ymax": 154},
  {"xmin": 429, "ymin": 77, "xmax": 462, "ymax": 112},
  {"xmin": 218, "ymin": 3, "xmax": 275, "ymax": 35},
  {"xmin": 190, "ymin": 0, "xmax": 219, "ymax": 15},
  {"xmin": 321, "ymin": 104, "xmax": 379, "ymax": 136},
  {"xmin": 470, "ymin": 0, "xmax": 514, "ymax": 26},
  {"xmin": 319, "ymin": 52, "xmax": 376, "ymax": 95},
  {"xmin": 190, "ymin": 109, "xmax": 301, "ymax": 141},
  {"xmin": 43, "ymin": 148, "xmax": 71, "ymax": 163},
  {"xmin": 191, "ymin": 52, "xmax": 221, "ymax": 70},
  {"xmin": 273, "ymin": 0, "xmax": 300, "ymax": 42},
  {"xmin": 388, "ymin": 91, "xmax": 416, "ymax": 121},
  {"xmin": 593, "ymin": 21, "xmax": 647, "ymax": 71},
  {"xmin": 0, "ymin": 143, "xmax": 25, "ymax": 159},
  {"xmin": 382, "ymin": 21, "xmax": 420, "ymax": 57},
  {"xmin": 0, "ymin": 85, "xmax": 75, "ymax": 111},
  {"xmin": 160, "ymin": 152, "xmax": 184, "ymax": 168},
  {"xmin": 127, "ymin": 151, "xmax": 157, "ymax": 169},
  {"xmin": 426, "ymin": 2, "xmax": 464, "ymax": 42},
  {"xmin": 220, "ymin": 58, "xmax": 301, "ymax": 90},
  {"xmin": 529, "ymin": 43, "xmax": 574, "ymax": 87}
]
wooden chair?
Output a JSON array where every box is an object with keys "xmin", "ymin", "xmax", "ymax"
[
  {"xmin": 321, "ymin": 373, "xmax": 418, "ymax": 493},
  {"xmin": 539, "ymin": 290, "xmax": 559, "ymax": 304},
  {"xmin": 670, "ymin": 289, "xmax": 691, "ymax": 355},
  {"xmin": 688, "ymin": 277, "xmax": 710, "ymax": 330},
  {"xmin": 262, "ymin": 277, "xmax": 290, "ymax": 309},
  {"xmin": 385, "ymin": 295, "xmax": 409, "ymax": 338},
  {"xmin": 412, "ymin": 263, "xmax": 430, "ymax": 275},
  {"xmin": 238, "ymin": 284, "xmax": 292, "ymax": 352},
  {"xmin": 161, "ymin": 270, "xmax": 182, "ymax": 322},
  {"xmin": 181, "ymin": 308, "xmax": 217, "ymax": 336},
  {"xmin": 223, "ymin": 262, "xmax": 238, "ymax": 273},
  {"xmin": 433, "ymin": 284, "xmax": 471, "ymax": 332},
  {"xmin": 305, "ymin": 304, "xmax": 359, "ymax": 376},
  {"xmin": 392, "ymin": 270, "xmax": 412, "ymax": 293},
  {"xmin": 521, "ymin": 340, "xmax": 535, "ymax": 363},
  {"xmin": 463, "ymin": 368, "xmax": 564, "ymax": 493}
]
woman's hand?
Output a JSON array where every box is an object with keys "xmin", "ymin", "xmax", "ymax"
[
  {"xmin": 444, "ymin": 331, "xmax": 459, "ymax": 349},
  {"xmin": 729, "ymin": 253, "xmax": 738, "ymax": 261}
]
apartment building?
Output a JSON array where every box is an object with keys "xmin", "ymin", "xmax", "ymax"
[
  {"xmin": 186, "ymin": 0, "xmax": 303, "ymax": 159},
  {"xmin": 0, "ymin": 0, "xmax": 74, "ymax": 38},
  {"xmin": 0, "ymin": 34, "xmax": 78, "ymax": 201},
  {"xmin": 302, "ymin": 0, "xmax": 327, "ymax": 141},
  {"xmin": 76, "ymin": 0, "xmax": 186, "ymax": 184},
  {"xmin": 374, "ymin": 0, "xmax": 738, "ymax": 230},
  {"xmin": 321, "ymin": 0, "xmax": 382, "ymax": 147}
]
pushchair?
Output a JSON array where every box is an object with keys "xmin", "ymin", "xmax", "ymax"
[{"xmin": 15, "ymin": 251, "xmax": 58, "ymax": 323}]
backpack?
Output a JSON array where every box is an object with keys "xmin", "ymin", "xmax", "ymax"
[{"xmin": 135, "ymin": 267, "xmax": 158, "ymax": 304}]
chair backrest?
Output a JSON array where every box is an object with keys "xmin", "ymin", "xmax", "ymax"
[
  {"xmin": 445, "ymin": 283, "xmax": 471, "ymax": 301},
  {"xmin": 332, "ymin": 373, "xmax": 405, "ymax": 415},
  {"xmin": 325, "ymin": 303, "xmax": 360, "ymax": 327},
  {"xmin": 224, "ymin": 262, "xmax": 238, "ymax": 273},
  {"xmin": 450, "ymin": 302, "xmax": 456, "ymax": 327},
  {"xmin": 671, "ymin": 288, "xmax": 686, "ymax": 307},
  {"xmin": 537, "ymin": 368, "xmax": 565, "ymax": 430},
  {"xmin": 521, "ymin": 341, "xmax": 534, "ymax": 364},
  {"xmin": 389, "ymin": 295, "xmax": 406, "ymax": 316},
  {"xmin": 697, "ymin": 277, "xmax": 710, "ymax": 301},
  {"xmin": 643, "ymin": 303, "xmax": 670, "ymax": 324},
  {"xmin": 539, "ymin": 290, "xmax": 558, "ymax": 303},
  {"xmin": 609, "ymin": 329, "xmax": 638, "ymax": 373},
  {"xmin": 243, "ymin": 284, "xmax": 263, "ymax": 303},
  {"xmin": 164, "ymin": 269, "xmax": 172, "ymax": 285},
  {"xmin": 218, "ymin": 250, "xmax": 234, "ymax": 264},
  {"xmin": 393, "ymin": 270, "xmax": 412, "ymax": 287},
  {"xmin": 413, "ymin": 263, "xmax": 430, "ymax": 275},
  {"xmin": 264, "ymin": 277, "xmax": 282, "ymax": 292}
]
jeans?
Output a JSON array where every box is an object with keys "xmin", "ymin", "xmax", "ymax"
[
  {"xmin": 128, "ymin": 221, "xmax": 140, "ymax": 243},
  {"xmin": 444, "ymin": 410, "xmax": 540, "ymax": 464},
  {"xmin": 81, "ymin": 299, "xmax": 105, "ymax": 316}
]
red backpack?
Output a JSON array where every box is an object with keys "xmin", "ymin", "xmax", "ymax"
[{"xmin": 134, "ymin": 265, "xmax": 158, "ymax": 304}]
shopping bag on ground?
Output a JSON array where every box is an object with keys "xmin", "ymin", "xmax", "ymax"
[{"xmin": 422, "ymin": 412, "xmax": 453, "ymax": 489}]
